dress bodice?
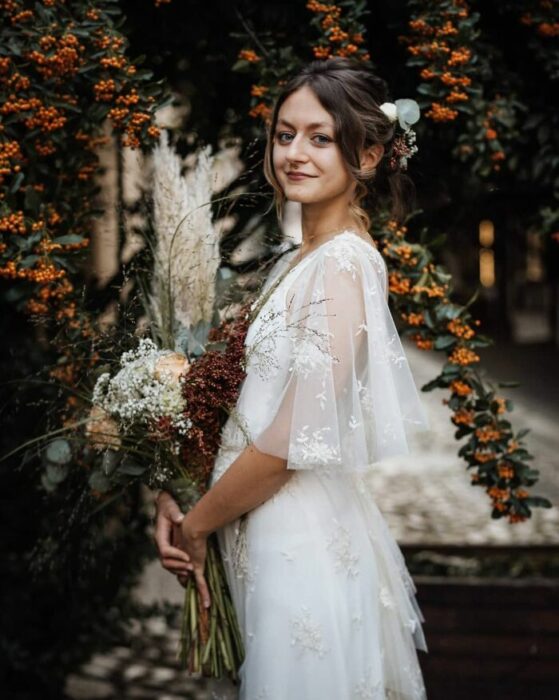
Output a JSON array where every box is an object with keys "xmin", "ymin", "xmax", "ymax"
[{"xmin": 211, "ymin": 230, "xmax": 430, "ymax": 485}]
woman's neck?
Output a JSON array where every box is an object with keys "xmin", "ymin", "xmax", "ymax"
[{"xmin": 300, "ymin": 205, "xmax": 364, "ymax": 250}]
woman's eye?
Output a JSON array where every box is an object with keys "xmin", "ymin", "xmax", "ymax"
[
  {"xmin": 312, "ymin": 134, "xmax": 332, "ymax": 145},
  {"xmin": 276, "ymin": 132, "xmax": 293, "ymax": 143},
  {"xmin": 275, "ymin": 132, "xmax": 332, "ymax": 145}
]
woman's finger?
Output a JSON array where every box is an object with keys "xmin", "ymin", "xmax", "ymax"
[
  {"xmin": 161, "ymin": 557, "xmax": 194, "ymax": 575},
  {"xmin": 158, "ymin": 542, "xmax": 191, "ymax": 564},
  {"xmin": 194, "ymin": 569, "xmax": 211, "ymax": 608}
]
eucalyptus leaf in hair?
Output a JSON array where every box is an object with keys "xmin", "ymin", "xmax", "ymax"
[{"xmin": 394, "ymin": 99, "xmax": 421, "ymax": 131}]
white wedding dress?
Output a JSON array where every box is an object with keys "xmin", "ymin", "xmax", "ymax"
[{"xmin": 209, "ymin": 229, "xmax": 431, "ymax": 700}]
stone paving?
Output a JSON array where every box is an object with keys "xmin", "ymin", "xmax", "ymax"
[
  {"xmin": 64, "ymin": 616, "xmax": 239, "ymax": 700},
  {"xmin": 65, "ymin": 341, "xmax": 559, "ymax": 699}
]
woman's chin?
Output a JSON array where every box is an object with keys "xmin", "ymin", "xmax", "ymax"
[{"xmin": 281, "ymin": 188, "xmax": 318, "ymax": 204}]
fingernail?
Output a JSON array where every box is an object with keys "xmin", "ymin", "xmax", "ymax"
[{"xmin": 205, "ymin": 600, "xmax": 210, "ymax": 608}]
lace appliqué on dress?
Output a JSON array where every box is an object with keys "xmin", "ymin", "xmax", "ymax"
[
  {"xmin": 325, "ymin": 518, "xmax": 360, "ymax": 578},
  {"xmin": 290, "ymin": 605, "xmax": 330, "ymax": 659},
  {"xmin": 353, "ymin": 663, "xmax": 384, "ymax": 699},
  {"xmin": 291, "ymin": 425, "xmax": 342, "ymax": 466}
]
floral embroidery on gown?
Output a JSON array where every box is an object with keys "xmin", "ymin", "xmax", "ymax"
[{"xmin": 210, "ymin": 230, "xmax": 431, "ymax": 699}]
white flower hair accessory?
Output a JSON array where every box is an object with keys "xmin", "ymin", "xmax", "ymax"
[{"xmin": 379, "ymin": 98, "xmax": 421, "ymax": 172}]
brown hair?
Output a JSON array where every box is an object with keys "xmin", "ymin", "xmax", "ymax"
[{"xmin": 263, "ymin": 57, "xmax": 417, "ymax": 229}]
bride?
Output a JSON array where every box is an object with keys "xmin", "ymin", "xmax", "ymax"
[{"xmin": 154, "ymin": 57, "xmax": 431, "ymax": 699}]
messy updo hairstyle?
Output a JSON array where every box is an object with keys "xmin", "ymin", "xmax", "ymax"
[{"xmin": 263, "ymin": 57, "xmax": 417, "ymax": 230}]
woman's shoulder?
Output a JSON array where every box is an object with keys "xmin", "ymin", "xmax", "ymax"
[{"xmin": 319, "ymin": 230, "xmax": 387, "ymax": 282}]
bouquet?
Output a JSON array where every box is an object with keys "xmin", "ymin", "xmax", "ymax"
[
  {"xmin": 30, "ymin": 132, "xmax": 262, "ymax": 680},
  {"xmin": 85, "ymin": 319, "xmax": 250, "ymax": 679},
  {"xmin": 82, "ymin": 132, "xmax": 255, "ymax": 679}
]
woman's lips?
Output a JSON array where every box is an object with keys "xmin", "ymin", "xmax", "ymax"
[{"xmin": 286, "ymin": 172, "xmax": 314, "ymax": 181}]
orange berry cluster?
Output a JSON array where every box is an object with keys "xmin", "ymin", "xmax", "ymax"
[
  {"xmin": 0, "ymin": 140, "xmax": 23, "ymax": 180},
  {"xmin": 250, "ymin": 85, "xmax": 269, "ymax": 97},
  {"xmin": 376, "ymin": 213, "xmax": 539, "ymax": 521},
  {"xmin": 487, "ymin": 485, "xmax": 510, "ymax": 503},
  {"xmin": 447, "ymin": 48, "xmax": 472, "ymax": 66},
  {"xmin": 0, "ymin": 258, "xmax": 66, "ymax": 283},
  {"xmin": 475, "ymin": 425, "xmax": 501, "ymax": 443},
  {"xmin": 26, "ymin": 34, "xmax": 84, "ymax": 81},
  {"xmin": 401, "ymin": 3, "xmax": 477, "ymax": 122},
  {"xmin": 497, "ymin": 463, "xmax": 515, "ymax": 479},
  {"xmin": 440, "ymin": 71, "xmax": 472, "ymax": 87},
  {"xmin": 34, "ymin": 139, "xmax": 57, "ymax": 157},
  {"xmin": 24, "ymin": 103, "xmax": 67, "ymax": 133},
  {"xmin": 425, "ymin": 102, "xmax": 459, "ymax": 122},
  {"xmin": 116, "ymin": 88, "xmax": 140, "ymax": 107},
  {"xmin": 478, "ymin": 100, "xmax": 509, "ymax": 172},
  {"xmin": 450, "ymin": 379, "xmax": 473, "ymax": 396},
  {"xmin": 94, "ymin": 79, "xmax": 116, "ymax": 102},
  {"xmin": 238, "ymin": 49, "xmax": 260, "ymax": 63},
  {"xmin": 388, "ymin": 272, "xmax": 412, "ymax": 294},
  {"xmin": 392, "ymin": 243, "xmax": 415, "ymax": 261},
  {"xmin": 313, "ymin": 46, "xmax": 332, "ymax": 59},
  {"xmin": 307, "ymin": 1, "xmax": 369, "ymax": 63},
  {"xmin": 1, "ymin": 95, "xmax": 41, "ymax": 117},
  {"xmin": 402, "ymin": 311, "xmax": 424, "ymax": 327},
  {"xmin": 248, "ymin": 102, "xmax": 272, "ymax": 122},
  {"xmin": 11, "ymin": 9, "xmax": 33, "ymax": 24},
  {"xmin": 448, "ymin": 345, "xmax": 480, "ymax": 365},
  {"xmin": 411, "ymin": 334, "xmax": 434, "ymax": 350},
  {"xmin": 447, "ymin": 317, "xmax": 475, "ymax": 339},
  {"xmin": 3, "ymin": 71, "xmax": 30, "ymax": 93},
  {"xmin": 538, "ymin": 22, "xmax": 559, "ymax": 37},
  {"xmin": 0, "ymin": 210, "xmax": 26, "ymax": 235},
  {"xmin": 491, "ymin": 397, "xmax": 507, "ymax": 415},
  {"xmin": 100, "ymin": 55, "xmax": 127, "ymax": 70},
  {"xmin": 411, "ymin": 282, "xmax": 446, "ymax": 298},
  {"xmin": 446, "ymin": 89, "xmax": 469, "ymax": 104},
  {"xmin": 473, "ymin": 450, "xmax": 496, "ymax": 463},
  {"xmin": 451, "ymin": 408, "xmax": 475, "ymax": 426}
]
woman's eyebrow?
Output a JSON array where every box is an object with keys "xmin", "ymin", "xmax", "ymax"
[{"xmin": 277, "ymin": 118, "xmax": 334, "ymax": 130}]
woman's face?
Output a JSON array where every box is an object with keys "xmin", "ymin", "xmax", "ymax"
[{"xmin": 272, "ymin": 85, "xmax": 356, "ymax": 207}]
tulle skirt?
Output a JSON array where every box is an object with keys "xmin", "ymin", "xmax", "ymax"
[{"xmin": 211, "ymin": 454, "xmax": 428, "ymax": 700}]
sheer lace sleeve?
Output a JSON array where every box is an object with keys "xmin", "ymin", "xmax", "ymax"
[{"xmin": 252, "ymin": 236, "xmax": 431, "ymax": 473}]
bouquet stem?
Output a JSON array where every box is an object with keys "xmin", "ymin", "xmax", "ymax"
[{"xmin": 177, "ymin": 533, "xmax": 244, "ymax": 682}]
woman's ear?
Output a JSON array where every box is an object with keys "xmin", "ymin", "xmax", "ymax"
[{"xmin": 360, "ymin": 143, "xmax": 384, "ymax": 177}]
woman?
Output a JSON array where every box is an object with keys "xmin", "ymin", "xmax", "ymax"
[{"xmin": 155, "ymin": 57, "xmax": 431, "ymax": 699}]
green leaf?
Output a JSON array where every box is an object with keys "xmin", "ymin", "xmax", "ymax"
[
  {"xmin": 434, "ymin": 335, "xmax": 457, "ymax": 350},
  {"xmin": 46, "ymin": 462, "xmax": 68, "ymax": 484},
  {"xmin": 117, "ymin": 457, "xmax": 146, "ymax": 476},
  {"xmin": 41, "ymin": 473, "xmax": 58, "ymax": 493},
  {"xmin": 53, "ymin": 234, "xmax": 85, "ymax": 245},
  {"xmin": 88, "ymin": 470, "xmax": 112, "ymax": 493},
  {"xmin": 19, "ymin": 255, "xmax": 40, "ymax": 268},
  {"xmin": 45, "ymin": 439, "xmax": 72, "ymax": 465},
  {"xmin": 497, "ymin": 380, "xmax": 521, "ymax": 388},
  {"xmin": 9, "ymin": 171, "xmax": 25, "ymax": 194},
  {"xmin": 24, "ymin": 187, "xmax": 42, "ymax": 217},
  {"xmin": 102, "ymin": 450, "xmax": 121, "ymax": 476},
  {"xmin": 420, "ymin": 377, "xmax": 443, "ymax": 392},
  {"xmin": 523, "ymin": 496, "xmax": 553, "ymax": 509}
]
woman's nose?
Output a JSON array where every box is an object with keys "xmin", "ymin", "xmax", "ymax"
[{"xmin": 285, "ymin": 135, "xmax": 309, "ymax": 162}]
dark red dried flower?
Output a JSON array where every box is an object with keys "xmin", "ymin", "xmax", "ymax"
[{"xmin": 180, "ymin": 303, "xmax": 252, "ymax": 491}]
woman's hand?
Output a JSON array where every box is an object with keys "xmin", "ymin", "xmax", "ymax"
[
  {"xmin": 153, "ymin": 491, "xmax": 194, "ymax": 578},
  {"xmin": 180, "ymin": 511, "xmax": 211, "ymax": 608}
]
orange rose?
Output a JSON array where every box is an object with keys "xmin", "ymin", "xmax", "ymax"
[
  {"xmin": 85, "ymin": 405, "xmax": 121, "ymax": 451},
  {"xmin": 154, "ymin": 352, "xmax": 190, "ymax": 383}
]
